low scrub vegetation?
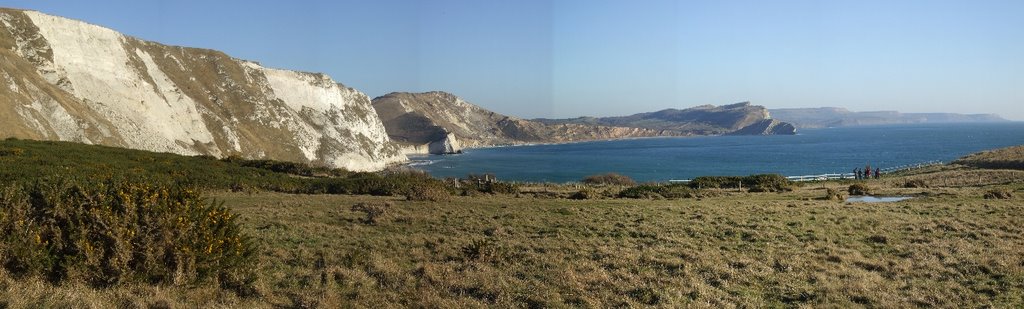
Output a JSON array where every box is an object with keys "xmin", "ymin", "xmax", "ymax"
[
  {"xmin": 984, "ymin": 188, "xmax": 1013, "ymax": 199},
  {"xmin": 0, "ymin": 177, "xmax": 256, "ymax": 289},
  {"xmin": 689, "ymin": 174, "xmax": 793, "ymax": 192},
  {"xmin": 0, "ymin": 139, "xmax": 454, "ymax": 201},
  {"xmin": 581, "ymin": 173, "xmax": 637, "ymax": 186},
  {"xmin": 823, "ymin": 188, "xmax": 847, "ymax": 201},
  {"xmin": 903, "ymin": 179, "xmax": 929, "ymax": 188},
  {"xmin": 618, "ymin": 183, "xmax": 696, "ymax": 199},
  {"xmin": 351, "ymin": 202, "xmax": 392, "ymax": 225},
  {"xmin": 848, "ymin": 183, "xmax": 872, "ymax": 195},
  {"xmin": 568, "ymin": 188, "xmax": 599, "ymax": 200}
]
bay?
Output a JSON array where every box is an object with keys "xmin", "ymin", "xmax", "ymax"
[{"xmin": 409, "ymin": 123, "xmax": 1024, "ymax": 183}]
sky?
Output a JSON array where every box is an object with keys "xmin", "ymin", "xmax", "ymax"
[{"xmin": 4, "ymin": 0, "xmax": 1023, "ymax": 120}]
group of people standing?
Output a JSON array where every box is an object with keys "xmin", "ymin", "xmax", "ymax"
[{"xmin": 854, "ymin": 165, "xmax": 880, "ymax": 180}]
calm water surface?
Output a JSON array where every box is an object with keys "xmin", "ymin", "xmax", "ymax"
[{"xmin": 410, "ymin": 123, "xmax": 1024, "ymax": 183}]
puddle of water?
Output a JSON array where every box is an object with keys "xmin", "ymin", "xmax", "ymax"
[{"xmin": 846, "ymin": 196, "xmax": 913, "ymax": 203}]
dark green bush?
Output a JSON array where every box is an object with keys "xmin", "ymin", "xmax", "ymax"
[
  {"xmin": 689, "ymin": 174, "xmax": 792, "ymax": 192},
  {"xmin": 462, "ymin": 239, "xmax": 503, "ymax": 262},
  {"xmin": 903, "ymin": 179, "xmax": 929, "ymax": 188},
  {"xmin": 223, "ymin": 156, "xmax": 315, "ymax": 176},
  {"xmin": 483, "ymin": 182, "xmax": 519, "ymax": 195},
  {"xmin": 568, "ymin": 188, "xmax": 598, "ymax": 200},
  {"xmin": 351, "ymin": 202, "xmax": 392, "ymax": 224},
  {"xmin": 745, "ymin": 174, "xmax": 794, "ymax": 192},
  {"xmin": 618, "ymin": 183, "xmax": 697, "ymax": 199},
  {"xmin": 848, "ymin": 183, "xmax": 872, "ymax": 195},
  {"xmin": 983, "ymin": 189, "xmax": 1013, "ymax": 199},
  {"xmin": 581, "ymin": 173, "xmax": 636, "ymax": 186},
  {"xmin": 0, "ymin": 147, "xmax": 25, "ymax": 156},
  {"xmin": 405, "ymin": 182, "xmax": 451, "ymax": 202},
  {"xmin": 657, "ymin": 183, "xmax": 698, "ymax": 198},
  {"xmin": 461, "ymin": 181, "xmax": 519, "ymax": 195},
  {"xmin": 689, "ymin": 176, "xmax": 744, "ymax": 189},
  {"xmin": 0, "ymin": 178, "xmax": 256, "ymax": 287},
  {"xmin": 618, "ymin": 185, "xmax": 666, "ymax": 199}
]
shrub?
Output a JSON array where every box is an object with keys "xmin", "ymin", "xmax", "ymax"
[
  {"xmin": 848, "ymin": 183, "xmax": 872, "ymax": 195},
  {"xmin": 462, "ymin": 239, "xmax": 503, "ymax": 262},
  {"xmin": 618, "ymin": 185, "xmax": 665, "ymax": 199},
  {"xmin": 351, "ymin": 202, "xmax": 392, "ymax": 224},
  {"xmin": 581, "ymin": 173, "xmax": 636, "ymax": 186},
  {"xmin": 744, "ymin": 174, "xmax": 794, "ymax": 192},
  {"xmin": 0, "ymin": 147, "xmax": 25, "ymax": 156},
  {"xmin": 689, "ymin": 174, "xmax": 792, "ymax": 192},
  {"xmin": 983, "ymin": 189, "xmax": 1013, "ymax": 199},
  {"xmin": 0, "ymin": 178, "xmax": 256, "ymax": 287},
  {"xmin": 618, "ymin": 183, "xmax": 697, "ymax": 199},
  {"xmin": 689, "ymin": 176, "xmax": 744, "ymax": 189},
  {"xmin": 568, "ymin": 188, "xmax": 598, "ymax": 200},
  {"xmin": 657, "ymin": 183, "xmax": 697, "ymax": 198},
  {"xmin": 405, "ymin": 182, "xmax": 450, "ymax": 202},
  {"xmin": 461, "ymin": 181, "xmax": 519, "ymax": 195},
  {"xmin": 483, "ymin": 182, "xmax": 519, "ymax": 195},
  {"xmin": 903, "ymin": 179, "xmax": 929, "ymax": 188},
  {"xmin": 824, "ymin": 188, "xmax": 847, "ymax": 201}
]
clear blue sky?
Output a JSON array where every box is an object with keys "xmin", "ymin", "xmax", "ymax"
[{"xmin": 5, "ymin": 0, "xmax": 1023, "ymax": 120}]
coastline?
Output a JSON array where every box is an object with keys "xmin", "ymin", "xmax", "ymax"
[{"xmin": 402, "ymin": 123, "xmax": 1024, "ymax": 183}]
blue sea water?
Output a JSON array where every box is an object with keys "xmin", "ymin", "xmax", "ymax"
[{"xmin": 409, "ymin": 123, "xmax": 1024, "ymax": 183}]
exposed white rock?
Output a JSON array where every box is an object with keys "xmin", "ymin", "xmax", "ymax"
[
  {"xmin": 428, "ymin": 132, "xmax": 462, "ymax": 155},
  {"xmin": 1, "ymin": 9, "xmax": 405, "ymax": 171}
]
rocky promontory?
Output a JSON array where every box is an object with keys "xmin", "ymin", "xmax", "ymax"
[{"xmin": 372, "ymin": 92, "xmax": 797, "ymax": 154}]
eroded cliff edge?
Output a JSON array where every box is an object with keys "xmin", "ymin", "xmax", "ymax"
[{"xmin": 0, "ymin": 9, "xmax": 404, "ymax": 171}]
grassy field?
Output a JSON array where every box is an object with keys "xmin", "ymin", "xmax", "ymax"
[
  {"xmin": 4, "ymin": 177, "xmax": 1022, "ymax": 307},
  {"xmin": 1, "ymin": 139, "xmax": 1023, "ymax": 307}
]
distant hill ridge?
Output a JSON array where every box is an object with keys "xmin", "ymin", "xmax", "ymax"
[
  {"xmin": 770, "ymin": 107, "xmax": 1007, "ymax": 128},
  {"xmin": 373, "ymin": 93, "xmax": 796, "ymax": 154},
  {"xmin": 536, "ymin": 101, "xmax": 792, "ymax": 135}
]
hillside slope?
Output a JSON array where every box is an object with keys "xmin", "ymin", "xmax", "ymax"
[
  {"xmin": 953, "ymin": 145, "xmax": 1024, "ymax": 170},
  {"xmin": 0, "ymin": 8, "xmax": 403, "ymax": 171},
  {"xmin": 372, "ymin": 92, "xmax": 666, "ymax": 154},
  {"xmin": 536, "ymin": 102, "xmax": 797, "ymax": 136}
]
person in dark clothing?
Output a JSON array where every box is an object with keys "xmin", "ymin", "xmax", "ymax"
[
  {"xmin": 874, "ymin": 168, "xmax": 881, "ymax": 179},
  {"xmin": 855, "ymin": 168, "xmax": 862, "ymax": 180}
]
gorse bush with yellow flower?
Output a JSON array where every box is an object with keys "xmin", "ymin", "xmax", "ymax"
[{"xmin": 0, "ymin": 177, "xmax": 257, "ymax": 288}]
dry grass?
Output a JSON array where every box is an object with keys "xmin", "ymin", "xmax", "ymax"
[
  {"xmin": 2, "ymin": 173, "xmax": 1023, "ymax": 307},
  {"xmin": 954, "ymin": 145, "xmax": 1024, "ymax": 170}
]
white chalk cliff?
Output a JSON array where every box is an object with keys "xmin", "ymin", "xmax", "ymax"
[{"xmin": 0, "ymin": 8, "xmax": 404, "ymax": 171}]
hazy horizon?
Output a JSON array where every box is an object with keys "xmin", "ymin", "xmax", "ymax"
[{"xmin": 6, "ymin": 0, "xmax": 1022, "ymax": 120}]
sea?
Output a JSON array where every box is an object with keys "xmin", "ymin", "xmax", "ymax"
[{"xmin": 408, "ymin": 123, "xmax": 1024, "ymax": 183}]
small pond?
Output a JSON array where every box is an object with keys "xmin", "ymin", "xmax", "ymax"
[{"xmin": 846, "ymin": 196, "xmax": 913, "ymax": 203}]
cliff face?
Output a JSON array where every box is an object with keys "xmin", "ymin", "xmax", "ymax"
[
  {"xmin": 0, "ymin": 9, "xmax": 404, "ymax": 171},
  {"xmin": 726, "ymin": 119, "xmax": 797, "ymax": 135},
  {"xmin": 770, "ymin": 107, "xmax": 1007, "ymax": 128},
  {"xmin": 371, "ymin": 92, "xmax": 667, "ymax": 153}
]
